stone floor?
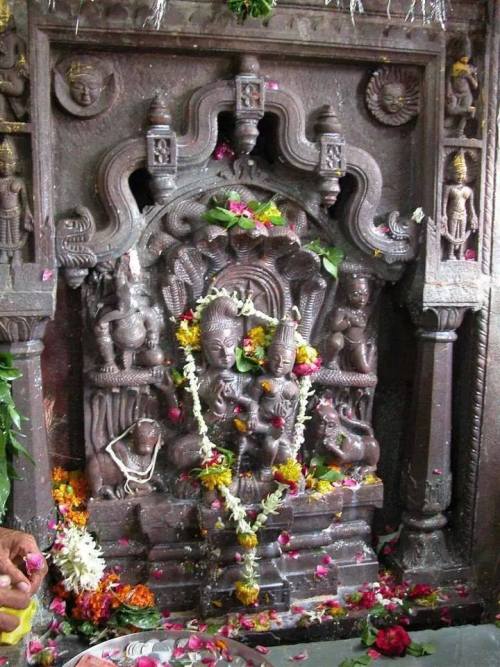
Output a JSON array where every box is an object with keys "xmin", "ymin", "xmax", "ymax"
[{"xmin": 1, "ymin": 624, "xmax": 499, "ymax": 665}]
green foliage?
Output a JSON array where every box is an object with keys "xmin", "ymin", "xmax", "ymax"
[
  {"xmin": 110, "ymin": 604, "xmax": 162, "ymax": 631},
  {"xmin": 360, "ymin": 620, "xmax": 377, "ymax": 647},
  {"xmin": 305, "ymin": 239, "xmax": 344, "ymax": 279},
  {"xmin": 309, "ymin": 455, "xmax": 345, "ymax": 482},
  {"xmin": 0, "ymin": 353, "xmax": 30, "ymax": 520},
  {"xmin": 339, "ymin": 656, "xmax": 372, "ymax": 667},
  {"xmin": 203, "ymin": 192, "xmax": 285, "ymax": 230},
  {"xmin": 235, "ymin": 347, "xmax": 262, "ymax": 374},
  {"xmin": 227, "ymin": 0, "xmax": 275, "ymax": 20},
  {"xmin": 407, "ymin": 642, "xmax": 436, "ymax": 657}
]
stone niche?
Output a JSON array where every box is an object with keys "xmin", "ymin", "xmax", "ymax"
[{"xmin": 26, "ymin": 0, "xmax": 492, "ymax": 617}]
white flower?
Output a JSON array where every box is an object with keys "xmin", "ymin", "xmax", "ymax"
[{"xmin": 50, "ymin": 524, "xmax": 105, "ymax": 593}]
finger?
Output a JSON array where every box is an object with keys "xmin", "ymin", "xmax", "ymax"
[
  {"xmin": 0, "ymin": 576, "xmax": 11, "ymax": 588},
  {"xmin": 0, "ymin": 611, "xmax": 20, "ymax": 633},
  {"xmin": 0, "ymin": 558, "xmax": 30, "ymax": 588},
  {"xmin": 28, "ymin": 563, "xmax": 47, "ymax": 595},
  {"xmin": 9, "ymin": 533, "xmax": 39, "ymax": 560},
  {"xmin": 0, "ymin": 588, "xmax": 30, "ymax": 610}
]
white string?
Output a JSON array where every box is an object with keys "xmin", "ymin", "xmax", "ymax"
[{"xmin": 105, "ymin": 418, "xmax": 162, "ymax": 495}]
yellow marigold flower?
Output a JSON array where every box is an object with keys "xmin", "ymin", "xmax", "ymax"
[
  {"xmin": 175, "ymin": 321, "xmax": 201, "ymax": 350},
  {"xmin": 273, "ymin": 459, "xmax": 302, "ymax": 484},
  {"xmin": 363, "ymin": 473, "xmax": 381, "ymax": 485},
  {"xmin": 66, "ymin": 510, "xmax": 89, "ymax": 527},
  {"xmin": 260, "ymin": 380, "xmax": 272, "ymax": 393},
  {"xmin": 327, "ymin": 606, "xmax": 347, "ymax": 618},
  {"xmin": 237, "ymin": 532, "xmax": 258, "ymax": 549},
  {"xmin": 315, "ymin": 480, "xmax": 334, "ymax": 495},
  {"xmin": 254, "ymin": 202, "xmax": 282, "ymax": 224},
  {"xmin": 295, "ymin": 344, "xmax": 318, "ymax": 365},
  {"xmin": 233, "ymin": 418, "xmax": 248, "ymax": 433},
  {"xmin": 248, "ymin": 326, "xmax": 266, "ymax": 346},
  {"xmin": 235, "ymin": 580, "xmax": 260, "ymax": 606},
  {"xmin": 199, "ymin": 467, "xmax": 232, "ymax": 491},
  {"xmin": 52, "ymin": 467, "xmax": 68, "ymax": 483}
]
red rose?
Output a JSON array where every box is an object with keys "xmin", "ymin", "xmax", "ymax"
[
  {"xmin": 408, "ymin": 583, "xmax": 434, "ymax": 599},
  {"xmin": 374, "ymin": 625, "xmax": 411, "ymax": 657},
  {"xmin": 359, "ymin": 590, "xmax": 378, "ymax": 609}
]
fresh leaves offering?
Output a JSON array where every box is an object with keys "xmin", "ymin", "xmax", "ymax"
[
  {"xmin": 235, "ymin": 347, "xmax": 263, "ymax": 374},
  {"xmin": 339, "ymin": 657, "xmax": 372, "ymax": 667},
  {"xmin": 305, "ymin": 239, "xmax": 344, "ymax": 279},
  {"xmin": 203, "ymin": 192, "xmax": 285, "ymax": 230},
  {"xmin": 309, "ymin": 455, "xmax": 345, "ymax": 482},
  {"xmin": 0, "ymin": 353, "xmax": 30, "ymax": 520},
  {"xmin": 227, "ymin": 0, "xmax": 276, "ymax": 20},
  {"xmin": 407, "ymin": 642, "xmax": 436, "ymax": 657}
]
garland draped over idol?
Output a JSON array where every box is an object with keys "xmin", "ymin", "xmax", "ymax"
[{"xmin": 176, "ymin": 289, "xmax": 317, "ymax": 606}]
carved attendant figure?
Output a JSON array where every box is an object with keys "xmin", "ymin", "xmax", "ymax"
[
  {"xmin": 445, "ymin": 36, "xmax": 478, "ymax": 138},
  {"xmin": 0, "ymin": 137, "xmax": 32, "ymax": 265},
  {"xmin": 94, "ymin": 256, "xmax": 164, "ymax": 372},
  {"xmin": 325, "ymin": 274, "xmax": 374, "ymax": 374},
  {"xmin": 66, "ymin": 61, "xmax": 105, "ymax": 108},
  {"xmin": 241, "ymin": 318, "xmax": 299, "ymax": 481},
  {"xmin": 0, "ymin": 0, "xmax": 28, "ymax": 121},
  {"xmin": 311, "ymin": 400, "xmax": 379, "ymax": 476},
  {"xmin": 87, "ymin": 419, "xmax": 164, "ymax": 499},
  {"xmin": 441, "ymin": 151, "xmax": 478, "ymax": 260},
  {"xmin": 366, "ymin": 67, "xmax": 420, "ymax": 126}
]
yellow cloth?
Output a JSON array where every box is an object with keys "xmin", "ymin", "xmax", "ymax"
[{"xmin": 0, "ymin": 598, "xmax": 37, "ymax": 645}]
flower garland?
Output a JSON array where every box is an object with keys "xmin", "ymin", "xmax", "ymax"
[{"xmin": 175, "ymin": 289, "xmax": 320, "ymax": 605}]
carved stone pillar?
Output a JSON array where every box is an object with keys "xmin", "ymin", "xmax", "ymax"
[
  {"xmin": 0, "ymin": 322, "xmax": 55, "ymax": 550},
  {"xmin": 391, "ymin": 307, "xmax": 469, "ymax": 584}
]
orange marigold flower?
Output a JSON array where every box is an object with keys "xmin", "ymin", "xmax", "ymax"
[
  {"xmin": 52, "ymin": 467, "xmax": 68, "ymax": 483},
  {"xmin": 66, "ymin": 510, "xmax": 89, "ymax": 527}
]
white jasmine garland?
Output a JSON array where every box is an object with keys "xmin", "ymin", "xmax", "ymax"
[{"xmin": 50, "ymin": 524, "xmax": 106, "ymax": 593}]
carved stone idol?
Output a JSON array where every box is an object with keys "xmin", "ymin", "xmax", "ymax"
[
  {"xmin": 53, "ymin": 55, "xmax": 118, "ymax": 118},
  {"xmin": 445, "ymin": 36, "xmax": 478, "ymax": 138},
  {"xmin": 324, "ymin": 274, "xmax": 374, "ymax": 374},
  {"xmin": 170, "ymin": 296, "xmax": 247, "ymax": 474},
  {"xmin": 0, "ymin": 1, "xmax": 29, "ymax": 121},
  {"xmin": 87, "ymin": 418, "xmax": 164, "ymax": 499},
  {"xmin": 310, "ymin": 399, "xmax": 379, "ymax": 476},
  {"xmin": 441, "ymin": 151, "xmax": 478, "ymax": 260},
  {"xmin": 93, "ymin": 256, "xmax": 164, "ymax": 374},
  {"xmin": 366, "ymin": 67, "xmax": 420, "ymax": 126},
  {"xmin": 0, "ymin": 137, "xmax": 32, "ymax": 265},
  {"xmin": 238, "ymin": 317, "xmax": 299, "ymax": 482}
]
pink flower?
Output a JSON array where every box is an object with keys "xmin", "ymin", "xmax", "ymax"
[
  {"xmin": 228, "ymin": 200, "xmax": 251, "ymax": 216},
  {"xmin": 315, "ymin": 565, "xmax": 329, "ymax": 579},
  {"xmin": 167, "ymin": 407, "xmax": 183, "ymax": 423},
  {"xmin": 172, "ymin": 647, "xmax": 186, "ymax": 659},
  {"xmin": 48, "ymin": 519, "xmax": 57, "ymax": 531},
  {"xmin": 355, "ymin": 551, "xmax": 365, "ymax": 563},
  {"xmin": 234, "ymin": 552, "xmax": 242, "ymax": 563},
  {"xmin": 187, "ymin": 635, "xmax": 204, "ymax": 650},
  {"xmin": 289, "ymin": 651, "xmax": 309, "ymax": 661},
  {"xmin": 293, "ymin": 358, "xmax": 322, "ymax": 377},
  {"xmin": 24, "ymin": 552, "xmax": 45, "ymax": 576},
  {"xmin": 0, "ymin": 658, "xmax": 8, "ymax": 666},
  {"xmin": 49, "ymin": 597, "xmax": 66, "ymax": 616},
  {"xmin": 265, "ymin": 80, "xmax": 279, "ymax": 90},
  {"xmin": 255, "ymin": 646, "xmax": 270, "ymax": 654},
  {"xmin": 433, "ymin": 468, "xmax": 443, "ymax": 475},
  {"xmin": 464, "ymin": 248, "xmax": 477, "ymax": 261},
  {"xmin": 163, "ymin": 621, "xmax": 184, "ymax": 631},
  {"xmin": 151, "ymin": 568, "xmax": 163, "ymax": 580},
  {"xmin": 321, "ymin": 555, "xmax": 333, "ymax": 565},
  {"xmin": 118, "ymin": 537, "xmax": 129, "ymax": 547},
  {"xmin": 135, "ymin": 658, "xmax": 159, "ymax": 667},
  {"xmin": 271, "ymin": 416, "xmax": 286, "ymax": 429},
  {"xmin": 287, "ymin": 550, "xmax": 300, "ymax": 559},
  {"xmin": 28, "ymin": 640, "xmax": 44, "ymax": 655},
  {"xmin": 211, "ymin": 498, "xmax": 222, "ymax": 510},
  {"xmin": 278, "ymin": 532, "xmax": 290, "ymax": 546},
  {"xmin": 343, "ymin": 479, "xmax": 359, "ymax": 488},
  {"xmin": 367, "ymin": 648, "xmax": 382, "ymax": 659},
  {"xmin": 291, "ymin": 604, "xmax": 305, "ymax": 614},
  {"xmin": 213, "ymin": 142, "xmax": 235, "ymax": 161},
  {"xmin": 161, "ymin": 609, "xmax": 171, "ymax": 618},
  {"xmin": 41, "ymin": 268, "xmax": 53, "ymax": 282}
]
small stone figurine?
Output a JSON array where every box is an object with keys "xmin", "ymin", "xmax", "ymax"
[
  {"xmin": 0, "ymin": 137, "xmax": 32, "ymax": 265},
  {"xmin": 87, "ymin": 418, "xmax": 164, "ymax": 499},
  {"xmin": 0, "ymin": 0, "xmax": 29, "ymax": 121},
  {"xmin": 240, "ymin": 317, "xmax": 299, "ymax": 481},
  {"xmin": 94, "ymin": 256, "xmax": 164, "ymax": 373},
  {"xmin": 445, "ymin": 36, "xmax": 479, "ymax": 138},
  {"xmin": 441, "ymin": 151, "xmax": 478, "ymax": 260},
  {"xmin": 325, "ymin": 274, "xmax": 374, "ymax": 374}
]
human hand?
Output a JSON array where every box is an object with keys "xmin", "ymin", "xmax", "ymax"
[{"xmin": 0, "ymin": 528, "xmax": 48, "ymax": 596}]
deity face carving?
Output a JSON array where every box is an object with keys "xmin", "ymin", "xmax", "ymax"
[
  {"xmin": 0, "ymin": 157, "xmax": 15, "ymax": 177},
  {"xmin": 347, "ymin": 277, "xmax": 370, "ymax": 308},
  {"xmin": 133, "ymin": 421, "xmax": 161, "ymax": 456},
  {"xmin": 68, "ymin": 70, "xmax": 104, "ymax": 107},
  {"xmin": 203, "ymin": 326, "xmax": 239, "ymax": 370},
  {"xmin": 267, "ymin": 343, "xmax": 295, "ymax": 377},
  {"xmin": 381, "ymin": 83, "xmax": 406, "ymax": 115}
]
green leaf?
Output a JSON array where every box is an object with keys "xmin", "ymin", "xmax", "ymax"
[
  {"xmin": 325, "ymin": 246, "xmax": 345, "ymax": 265},
  {"xmin": 217, "ymin": 446, "xmax": 235, "ymax": 467},
  {"xmin": 323, "ymin": 256, "xmax": 340, "ymax": 279},
  {"xmin": 305, "ymin": 239, "xmax": 326, "ymax": 256},
  {"xmin": 407, "ymin": 642, "xmax": 436, "ymax": 656},
  {"xmin": 7, "ymin": 405, "xmax": 21, "ymax": 430},
  {"xmin": 269, "ymin": 214, "xmax": 285, "ymax": 226},
  {"xmin": 235, "ymin": 347, "xmax": 260, "ymax": 373},
  {"xmin": 0, "ymin": 384, "xmax": 10, "ymax": 404},
  {"xmin": 0, "ymin": 368, "xmax": 21, "ymax": 381},
  {"xmin": 203, "ymin": 207, "xmax": 239, "ymax": 226},
  {"xmin": 9, "ymin": 436, "xmax": 34, "ymax": 464},
  {"xmin": 310, "ymin": 455, "xmax": 326, "ymax": 468},
  {"xmin": 226, "ymin": 191, "xmax": 241, "ymax": 202},
  {"xmin": 319, "ymin": 468, "xmax": 345, "ymax": 482},
  {"xmin": 237, "ymin": 217, "xmax": 256, "ymax": 230},
  {"xmin": 361, "ymin": 621, "xmax": 377, "ymax": 647},
  {"xmin": 339, "ymin": 657, "xmax": 372, "ymax": 667}
]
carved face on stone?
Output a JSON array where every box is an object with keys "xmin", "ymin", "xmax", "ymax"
[
  {"xmin": 346, "ymin": 276, "xmax": 370, "ymax": 309},
  {"xmin": 315, "ymin": 402, "xmax": 340, "ymax": 438},
  {"xmin": 132, "ymin": 420, "xmax": 161, "ymax": 456},
  {"xmin": 267, "ymin": 343, "xmax": 295, "ymax": 378},
  {"xmin": 381, "ymin": 83, "xmax": 406, "ymax": 115},
  {"xmin": 201, "ymin": 296, "xmax": 242, "ymax": 370},
  {"xmin": 67, "ymin": 65, "xmax": 104, "ymax": 107},
  {"xmin": 203, "ymin": 326, "xmax": 240, "ymax": 370}
]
